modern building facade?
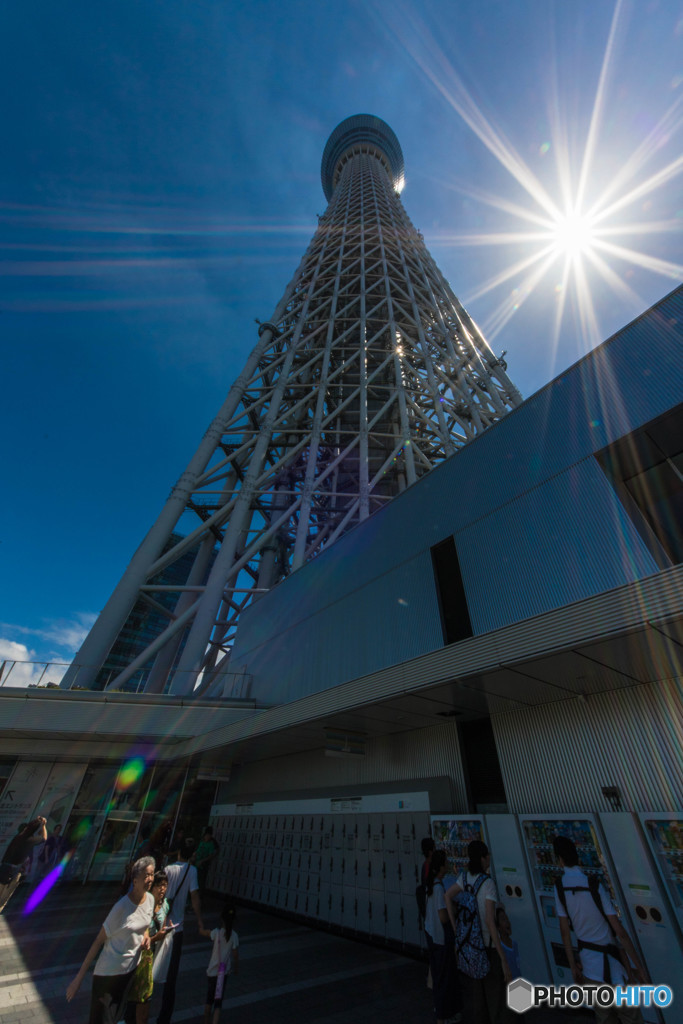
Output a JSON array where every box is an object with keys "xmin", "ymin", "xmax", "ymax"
[
  {"xmin": 1, "ymin": 114, "xmax": 681, "ymax": 1009},
  {"xmin": 1, "ymin": 286, "xmax": 681, "ymax": 1012}
]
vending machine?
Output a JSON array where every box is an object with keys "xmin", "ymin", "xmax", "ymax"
[
  {"xmin": 485, "ymin": 815, "xmax": 550, "ymax": 985},
  {"xmin": 431, "ymin": 814, "xmax": 549, "ymax": 984},
  {"xmin": 638, "ymin": 813, "xmax": 683, "ymax": 932},
  {"xmin": 518, "ymin": 813, "xmax": 660, "ymax": 1023},
  {"xmin": 600, "ymin": 813, "xmax": 681, "ymax": 1024}
]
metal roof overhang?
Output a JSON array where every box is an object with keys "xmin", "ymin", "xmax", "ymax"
[
  {"xmin": 0, "ymin": 690, "xmax": 261, "ymax": 761},
  {"xmin": 185, "ymin": 564, "xmax": 683, "ymax": 767}
]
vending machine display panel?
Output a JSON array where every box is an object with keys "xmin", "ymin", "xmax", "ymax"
[
  {"xmin": 430, "ymin": 816, "xmax": 485, "ymax": 880},
  {"xmin": 640, "ymin": 813, "xmax": 683, "ymax": 923}
]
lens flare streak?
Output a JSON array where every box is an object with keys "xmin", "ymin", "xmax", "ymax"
[{"xmin": 22, "ymin": 852, "xmax": 73, "ymax": 915}]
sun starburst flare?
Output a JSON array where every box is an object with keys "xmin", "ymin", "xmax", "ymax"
[{"xmin": 376, "ymin": 0, "xmax": 683, "ymax": 357}]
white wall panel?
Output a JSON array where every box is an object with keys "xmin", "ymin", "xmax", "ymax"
[
  {"xmin": 493, "ymin": 678, "xmax": 683, "ymax": 814},
  {"xmin": 225, "ymin": 720, "xmax": 467, "ymax": 810}
]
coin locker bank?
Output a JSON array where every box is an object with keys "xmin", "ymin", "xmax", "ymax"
[{"xmin": 208, "ymin": 793, "xmax": 431, "ymax": 948}]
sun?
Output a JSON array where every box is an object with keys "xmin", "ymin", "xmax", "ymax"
[
  {"xmin": 551, "ymin": 211, "xmax": 596, "ymax": 259},
  {"xmin": 378, "ymin": 0, "xmax": 683, "ymax": 351}
]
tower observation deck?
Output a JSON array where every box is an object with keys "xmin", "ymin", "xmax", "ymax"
[{"xmin": 62, "ymin": 114, "xmax": 522, "ymax": 698}]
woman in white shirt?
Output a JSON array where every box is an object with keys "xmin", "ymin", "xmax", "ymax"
[
  {"xmin": 66, "ymin": 855, "xmax": 158, "ymax": 1023},
  {"xmin": 424, "ymin": 849, "xmax": 462, "ymax": 1024}
]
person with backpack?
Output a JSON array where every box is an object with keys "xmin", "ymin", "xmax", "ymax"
[
  {"xmin": 445, "ymin": 839, "xmax": 511, "ymax": 1023},
  {"xmin": 423, "ymin": 849, "xmax": 462, "ymax": 1024},
  {"xmin": 553, "ymin": 835, "xmax": 648, "ymax": 1023}
]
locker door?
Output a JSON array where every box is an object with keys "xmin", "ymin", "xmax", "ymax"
[
  {"xmin": 342, "ymin": 889, "xmax": 357, "ymax": 930},
  {"xmin": 343, "ymin": 814, "xmax": 358, "ymax": 862},
  {"xmin": 369, "ymin": 815, "xmax": 385, "ymax": 891},
  {"xmin": 369, "ymin": 889, "xmax": 386, "ymax": 938},
  {"xmin": 382, "ymin": 813, "xmax": 401, "ymax": 896},
  {"xmin": 399, "ymin": 815, "xmax": 419, "ymax": 898},
  {"xmin": 357, "ymin": 817, "xmax": 370, "ymax": 855},
  {"xmin": 385, "ymin": 891, "xmax": 403, "ymax": 943},
  {"xmin": 329, "ymin": 884, "xmax": 343, "ymax": 925},
  {"xmin": 403, "ymin": 894, "xmax": 422, "ymax": 949},
  {"xmin": 320, "ymin": 848, "xmax": 332, "ymax": 885},
  {"xmin": 308, "ymin": 871, "xmax": 320, "ymax": 904},
  {"xmin": 319, "ymin": 880, "xmax": 331, "ymax": 922},
  {"xmin": 356, "ymin": 890, "xmax": 371, "ymax": 934}
]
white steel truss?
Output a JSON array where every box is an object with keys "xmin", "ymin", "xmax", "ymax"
[{"xmin": 62, "ymin": 115, "xmax": 521, "ymax": 698}]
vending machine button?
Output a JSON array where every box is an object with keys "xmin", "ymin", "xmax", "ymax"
[
  {"xmin": 514, "ymin": 885, "xmax": 522, "ymax": 897},
  {"xmin": 650, "ymin": 907, "xmax": 662, "ymax": 922},
  {"xmin": 635, "ymin": 905, "xmax": 647, "ymax": 920}
]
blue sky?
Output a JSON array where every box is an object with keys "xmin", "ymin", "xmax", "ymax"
[{"xmin": 1, "ymin": 0, "xmax": 681, "ymax": 676}]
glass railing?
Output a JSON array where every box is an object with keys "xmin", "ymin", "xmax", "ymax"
[{"xmin": 0, "ymin": 659, "xmax": 252, "ymax": 698}]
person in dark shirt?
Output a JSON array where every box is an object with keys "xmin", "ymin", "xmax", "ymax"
[
  {"xmin": 39, "ymin": 823, "xmax": 68, "ymax": 871},
  {"xmin": 0, "ymin": 817, "xmax": 48, "ymax": 912},
  {"xmin": 420, "ymin": 836, "xmax": 435, "ymax": 885}
]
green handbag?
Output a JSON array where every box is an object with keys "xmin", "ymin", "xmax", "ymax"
[{"xmin": 129, "ymin": 948, "xmax": 154, "ymax": 1002}]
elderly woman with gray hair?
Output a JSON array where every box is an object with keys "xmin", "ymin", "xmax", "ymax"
[{"xmin": 67, "ymin": 855, "xmax": 157, "ymax": 1023}]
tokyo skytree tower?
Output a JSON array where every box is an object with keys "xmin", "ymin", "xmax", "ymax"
[{"xmin": 63, "ymin": 114, "xmax": 522, "ymax": 697}]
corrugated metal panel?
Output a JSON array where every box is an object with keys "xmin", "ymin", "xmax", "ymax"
[
  {"xmin": 459, "ymin": 457, "xmax": 660, "ymax": 633},
  {"xmin": 492, "ymin": 677, "xmax": 683, "ymax": 814},
  {"xmin": 238, "ymin": 552, "xmax": 443, "ymax": 703},
  {"xmin": 185, "ymin": 564, "xmax": 683, "ymax": 757},
  {"xmin": 231, "ymin": 720, "xmax": 468, "ymax": 810}
]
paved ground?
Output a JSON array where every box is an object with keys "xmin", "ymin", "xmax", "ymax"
[{"xmin": 0, "ymin": 881, "xmax": 593, "ymax": 1024}]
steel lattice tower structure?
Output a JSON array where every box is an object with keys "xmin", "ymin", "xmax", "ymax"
[{"xmin": 63, "ymin": 114, "xmax": 522, "ymax": 698}]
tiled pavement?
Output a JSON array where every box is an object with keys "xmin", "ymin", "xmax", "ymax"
[{"xmin": 0, "ymin": 881, "xmax": 593, "ymax": 1024}]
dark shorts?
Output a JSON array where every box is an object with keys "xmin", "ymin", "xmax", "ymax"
[
  {"xmin": 205, "ymin": 975, "xmax": 224, "ymax": 1008},
  {"xmin": 89, "ymin": 970, "xmax": 135, "ymax": 1024}
]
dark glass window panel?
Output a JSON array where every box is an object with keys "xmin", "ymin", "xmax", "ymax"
[
  {"xmin": 431, "ymin": 536, "xmax": 473, "ymax": 645},
  {"xmin": 597, "ymin": 404, "xmax": 683, "ymax": 565}
]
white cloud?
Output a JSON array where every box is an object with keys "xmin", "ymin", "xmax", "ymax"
[
  {"xmin": 0, "ymin": 638, "xmax": 43, "ymax": 688},
  {"xmin": 0, "ymin": 638, "xmax": 35, "ymax": 661},
  {"xmin": 0, "ymin": 614, "xmax": 96, "ymax": 689}
]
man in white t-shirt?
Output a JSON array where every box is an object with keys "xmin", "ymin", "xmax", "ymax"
[
  {"xmin": 157, "ymin": 838, "xmax": 203, "ymax": 1024},
  {"xmin": 553, "ymin": 835, "xmax": 647, "ymax": 1024}
]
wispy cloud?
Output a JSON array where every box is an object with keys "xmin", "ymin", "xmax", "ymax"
[{"xmin": 0, "ymin": 613, "xmax": 96, "ymax": 661}]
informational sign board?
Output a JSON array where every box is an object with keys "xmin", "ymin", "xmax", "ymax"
[
  {"xmin": 34, "ymin": 763, "xmax": 87, "ymax": 831},
  {"xmin": 0, "ymin": 761, "xmax": 52, "ymax": 853}
]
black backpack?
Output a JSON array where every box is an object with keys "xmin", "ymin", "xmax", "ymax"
[{"xmin": 555, "ymin": 874, "xmax": 623, "ymax": 983}]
